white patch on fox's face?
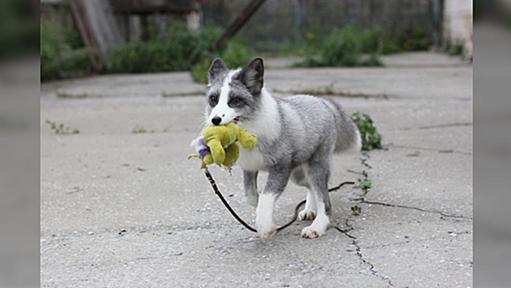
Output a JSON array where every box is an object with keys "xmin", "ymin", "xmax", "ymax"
[{"xmin": 208, "ymin": 69, "xmax": 241, "ymax": 125}]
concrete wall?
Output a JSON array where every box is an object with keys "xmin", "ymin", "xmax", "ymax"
[
  {"xmin": 443, "ymin": 0, "xmax": 473, "ymax": 57},
  {"xmin": 202, "ymin": 0, "xmax": 435, "ymax": 51}
]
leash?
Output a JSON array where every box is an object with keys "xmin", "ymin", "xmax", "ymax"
[{"xmin": 204, "ymin": 167, "xmax": 355, "ymax": 234}]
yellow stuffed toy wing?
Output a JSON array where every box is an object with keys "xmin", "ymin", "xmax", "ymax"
[{"xmin": 237, "ymin": 127, "xmax": 257, "ymax": 149}]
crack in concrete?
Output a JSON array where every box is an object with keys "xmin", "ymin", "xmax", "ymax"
[
  {"xmin": 360, "ymin": 199, "xmax": 471, "ymax": 220},
  {"xmin": 399, "ymin": 122, "xmax": 472, "ymax": 131},
  {"xmin": 363, "ymin": 230, "xmax": 472, "ymax": 249},
  {"xmin": 388, "ymin": 143, "xmax": 472, "ymax": 155},
  {"xmin": 42, "ymin": 222, "xmax": 221, "ymax": 240},
  {"xmin": 161, "ymin": 91, "xmax": 206, "ymax": 97},
  {"xmin": 358, "ymin": 148, "xmax": 471, "ymax": 220},
  {"xmin": 334, "ymin": 151, "xmax": 394, "ymax": 287},
  {"xmin": 271, "ymin": 88, "xmax": 393, "ymax": 99},
  {"xmin": 337, "ymin": 150, "xmax": 470, "ymax": 286},
  {"xmin": 336, "ymin": 218, "xmax": 394, "ymax": 287},
  {"xmin": 352, "ymin": 150, "xmax": 471, "ymax": 220}
]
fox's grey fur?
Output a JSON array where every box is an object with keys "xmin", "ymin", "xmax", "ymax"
[{"xmin": 202, "ymin": 58, "xmax": 361, "ymax": 239}]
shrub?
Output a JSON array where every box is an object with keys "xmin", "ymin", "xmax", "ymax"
[
  {"xmin": 296, "ymin": 27, "xmax": 384, "ymax": 67},
  {"xmin": 191, "ymin": 41, "xmax": 254, "ymax": 83},
  {"xmin": 296, "ymin": 26, "xmax": 433, "ymax": 68},
  {"xmin": 448, "ymin": 44, "xmax": 464, "ymax": 56},
  {"xmin": 190, "ymin": 58, "xmax": 211, "ymax": 84},
  {"xmin": 359, "ymin": 27, "xmax": 383, "ymax": 53},
  {"xmin": 108, "ymin": 25, "xmax": 222, "ymax": 73},
  {"xmin": 321, "ymin": 27, "xmax": 365, "ymax": 67},
  {"xmin": 41, "ymin": 18, "xmax": 91, "ymax": 81},
  {"xmin": 0, "ymin": 0, "xmax": 39, "ymax": 58},
  {"xmin": 379, "ymin": 37, "xmax": 402, "ymax": 54},
  {"xmin": 397, "ymin": 28, "xmax": 432, "ymax": 51}
]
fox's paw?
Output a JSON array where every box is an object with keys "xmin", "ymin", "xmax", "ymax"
[
  {"xmin": 301, "ymin": 226, "xmax": 323, "ymax": 239},
  {"xmin": 301, "ymin": 215, "xmax": 329, "ymax": 239},
  {"xmin": 298, "ymin": 209, "xmax": 316, "ymax": 221},
  {"xmin": 257, "ymin": 223, "xmax": 277, "ymax": 240}
]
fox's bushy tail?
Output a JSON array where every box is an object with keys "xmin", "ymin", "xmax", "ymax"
[{"xmin": 324, "ymin": 99, "xmax": 361, "ymax": 153}]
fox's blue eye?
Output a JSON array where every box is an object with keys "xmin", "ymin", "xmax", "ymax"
[{"xmin": 208, "ymin": 94, "xmax": 219, "ymax": 106}]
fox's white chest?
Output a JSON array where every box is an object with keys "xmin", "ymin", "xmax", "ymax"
[{"xmin": 237, "ymin": 146, "xmax": 266, "ymax": 171}]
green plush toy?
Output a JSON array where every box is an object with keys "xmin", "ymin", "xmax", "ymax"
[{"xmin": 189, "ymin": 123, "xmax": 257, "ymax": 169}]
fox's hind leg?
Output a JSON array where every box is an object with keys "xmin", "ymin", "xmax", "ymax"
[
  {"xmin": 301, "ymin": 151, "xmax": 332, "ymax": 239},
  {"xmin": 291, "ymin": 166, "xmax": 316, "ymax": 221}
]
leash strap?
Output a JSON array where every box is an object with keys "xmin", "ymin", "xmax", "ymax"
[
  {"xmin": 204, "ymin": 168, "xmax": 257, "ymax": 232},
  {"xmin": 204, "ymin": 167, "xmax": 355, "ymax": 234}
]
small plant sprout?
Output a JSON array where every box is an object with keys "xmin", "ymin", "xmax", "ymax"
[
  {"xmin": 45, "ymin": 120, "xmax": 79, "ymax": 135},
  {"xmin": 357, "ymin": 178, "xmax": 373, "ymax": 190}
]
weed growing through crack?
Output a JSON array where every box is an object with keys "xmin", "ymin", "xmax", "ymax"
[
  {"xmin": 131, "ymin": 126, "xmax": 170, "ymax": 134},
  {"xmin": 132, "ymin": 126, "xmax": 152, "ymax": 134},
  {"xmin": 45, "ymin": 120, "xmax": 79, "ymax": 135},
  {"xmin": 296, "ymin": 84, "xmax": 335, "ymax": 95},
  {"xmin": 357, "ymin": 178, "xmax": 373, "ymax": 190},
  {"xmin": 351, "ymin": 112, "xmax": 382, "ymax": 151},
  {"xmin": 56, "ymin": 91, "xmax": 89, "ymax": 99},
  {"xmin": 351, "ymin": 205, "xmax": 362, "ymax": 216}
]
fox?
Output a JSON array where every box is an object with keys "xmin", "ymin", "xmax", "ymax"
[{"xmin": 197, "ymin": 57, "xmax": 361, "ymax": 239}]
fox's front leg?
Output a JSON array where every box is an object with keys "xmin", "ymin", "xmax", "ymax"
[
  {"xmin": 243, "ymin": 170, "xmax": 259, "ymax": 207},
  {"xmin": 255, "ymin": 166, "xmax": 291, "ymax": 240}
]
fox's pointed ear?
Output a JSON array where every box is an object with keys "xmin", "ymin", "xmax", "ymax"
[
  {"xmin": 208, "ymin": 58, "xmax": 228, "ymax": 84},
  {"xmin": 238, "ymin": 58, "xmax": 264, "ymax": 95}
]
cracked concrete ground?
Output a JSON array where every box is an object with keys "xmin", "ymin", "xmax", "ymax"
[{"xmin": 41, "ymin": 52, "xmax": 472, "ymax": 287}]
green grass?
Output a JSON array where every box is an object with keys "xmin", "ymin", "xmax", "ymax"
[{"xmin": 351, "ymin": 112, "xmax": 382, "ymax": 151}]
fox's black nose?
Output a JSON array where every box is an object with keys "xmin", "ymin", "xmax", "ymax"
[{"xmin": 211, "ymin": 116, "xmax": 222, "ymax": 126}]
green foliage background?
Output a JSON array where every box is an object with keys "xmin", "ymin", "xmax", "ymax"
[{"xmin": 296, "ymin": 26, "xmax": 431, "ymax": 68}]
